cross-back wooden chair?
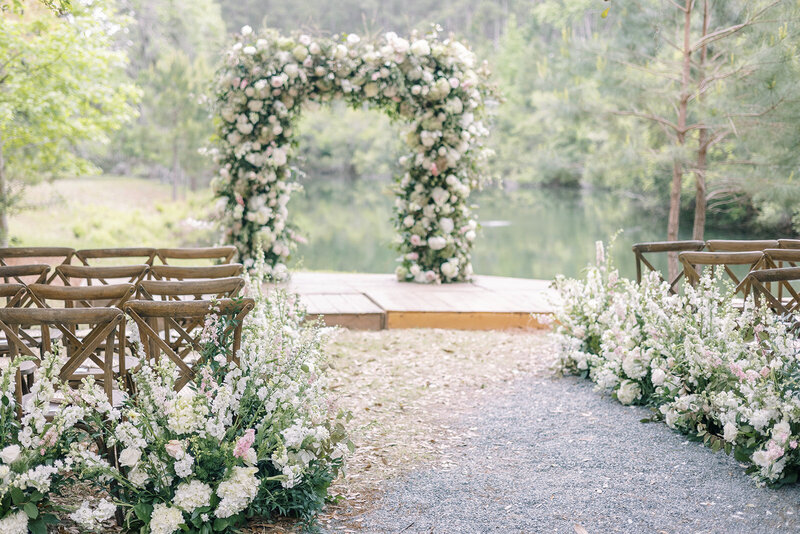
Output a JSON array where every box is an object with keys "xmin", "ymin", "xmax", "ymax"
[
  {"xmin": 124, "ymin": 298, "xmax": 254, "ymax": 391},
  {"xmin": 0, "ymin": 306, "xmax": 127, "ymax": 407},
  {"xmin": 744, "ymin": 267, "xmax": 800, "ymax": 317},
  {"xmin": 56, "ymin": 264, "xmax": 150, "ymax": 288},
  {"xmin": 154, "ymin": 246, "xmax": 237, "ymax": 266},
  {"xmin": 75, "ymin": 247, "xmax": 156, "ymax": 268},
  {"xmin": 678, "ymin": 251, "xmax": 764, "ymax": 290},
  {"xmin": 27, "ymin": 283, "xmax": 136, "ymax": 389},
  {"xmin": 705, "ymin": 239, "xmax": 779, "ymax": 252},
  {"xmin": 742, "ymin": 249, "xmax": 800, "ymax": 302},
  {"xmin": 0, "ymin": 248, "xmax": 74, "ymax": 285},
  {"xmin": 0, "ymin": 264, "xmax": 50, "ymax": 308},
  {"xmin": 0, "ymin": 283, "xmax": 37, "ymax": 392},
  {"xmin": 631, "ymin": 241, "xmax": 705, "ymax": 294}
]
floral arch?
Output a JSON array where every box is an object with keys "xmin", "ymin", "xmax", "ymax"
[{"xmin": 212, "ymin": 26, "xmax": 495, "ymax": 283}]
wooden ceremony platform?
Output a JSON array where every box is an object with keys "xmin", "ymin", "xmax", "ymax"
[{"xmin": 271, "ymin": 272, "xmax": 556, "ymax": 331}]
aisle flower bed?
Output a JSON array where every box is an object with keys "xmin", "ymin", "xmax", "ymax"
[
  {"xmin": 0, "ymin": 286, "xmax": 350, "ymax": 533},
  {"xmin": 552, "ymin": 242, "xmax": 800, "ymax": 486}
]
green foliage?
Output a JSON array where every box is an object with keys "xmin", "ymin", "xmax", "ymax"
[{"xmin": 0, "ymin": 0, "xmax": 138, "ymax": 185}]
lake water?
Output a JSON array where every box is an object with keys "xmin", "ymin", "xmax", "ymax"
[{"xmin": 288, "ymin": 181, "xmax": 747, "ymax": 281}]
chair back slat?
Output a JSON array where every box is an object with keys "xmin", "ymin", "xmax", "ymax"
[
  {"xmin": 155, "ymin": 246, "xmax": 236, "ymax": 265},
  {"xmin": 76, "ymin": 248, "xmax": 156, "ymax": 266},
  {"xmin": 705, "ymin": 240, "xmax": 779, "ymax": 252},
  {"xmin": 57, "ymin": 264, "xmax": 149, "ymax": 286},
  {"xmin": 139, "ymin": 277, "xmax": 245, "ymax": 300},
  {"xmin": 778, "ymin": 239, "xmax": 800, "ymax": 250},
  {"xmin": 149, "ymin": 264, "xmax": 244, "ymax": 281},
  {"xmin": 679, "ymin": 251, "xmax": 763, "ymax": 288},
  {"xmin": 29, "ymin": 283, "xmax": 136, "ymax": 309}
]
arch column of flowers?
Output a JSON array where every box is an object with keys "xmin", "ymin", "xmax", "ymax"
[{"xmin": 213, "ymin": 26, "xmax": 495, "ymax": 282}]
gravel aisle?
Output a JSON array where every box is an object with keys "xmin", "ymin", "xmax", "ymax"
[{"xmin": 335, "ymin": 376, "xmax": 800, "ymax": 534}]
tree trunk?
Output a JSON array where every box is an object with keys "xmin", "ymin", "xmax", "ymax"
[
  {"xmin": 692, "ymin": 1, "xmax": 711, "ymax": 241},
  {"xmin": 0, "ymin": 137, "xmax": 8, "ymax": 247},
  {"xmin": 668, "ymin": 0, "xmax": 694, "ymax": 280}
]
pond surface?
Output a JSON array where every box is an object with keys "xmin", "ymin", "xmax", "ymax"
[{"xmin": 289, "ymin": 181, "xmax": 748, "ymax": 280}]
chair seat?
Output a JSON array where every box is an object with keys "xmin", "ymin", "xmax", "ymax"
[
  {"xmin": 21, "ymin": 388, "xmax": 125, "ymax": 415},
  {"xmin": 70, "ymin": 355, "xmax": 140, "ymax": 377}
]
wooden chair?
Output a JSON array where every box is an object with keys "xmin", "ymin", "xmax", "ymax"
[
  {"xmin": 138, "ymin": 277, "xmax": 245, "ymax": 302},
  {"xmin": 0, "ymin": 265, "xmax": 50, "ymax": 308},
  {"xmin": 75, "ymin": 247, "xmax": 156, "ymax": 267},
  {"xmin": 744, "ymin": 267, "xmax": 800, "ymax": 316},
  {"xmin": 155, "ymin": 246, "xmax": 237, "ymax": 266},
  {"xmin": 56, "ymin": 264, "xmax": 150, "ymax": 287},
  {"xmin": 705, "ymin": 239, "xmax": 779, "ymax": 252},
  {"xmin": 0, "ymin": 283, "xmax": 36, "ymax": 391},
  {"xmin": 124, "ymin": 298, "xmax": 254, "ymax": 391},
  {"xmin": 27, "ymin": 284, "xmax": 136, "ymax": 388},
  {"xmin": 678, "ymin": 251, "xmax": 764, "ymax": 289},
  {"xmin": 0, "ymin": 247, "xmax": 74, "ymax": 284},
  {"xmin": 0, "ymin": 307, "xmax": 127, "ymax": 406},
  {"xmin": 631, "ymin": 240, "xmax": 705, "ymax": 293}
]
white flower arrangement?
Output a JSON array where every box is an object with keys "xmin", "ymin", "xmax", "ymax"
[
  {"xmin": 213, "ymin": 26, "xmax": 497, "ymax": 283},
  {"xmin": 552, "ymin": 242, "xmax": 800, "ymax": 486},
  {"xmin": 68, "ymin": 285, "xmax": 351, "ymax": 532}
]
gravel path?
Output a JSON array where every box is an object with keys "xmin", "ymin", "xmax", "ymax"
[{"xmin": 334, "ymin": 376, "xmax": 800, "ymax": 534}]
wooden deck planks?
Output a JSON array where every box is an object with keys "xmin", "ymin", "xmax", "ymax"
[{"xmin": 267, "ymin": 272, "xmax": 556, "ymax": 331}]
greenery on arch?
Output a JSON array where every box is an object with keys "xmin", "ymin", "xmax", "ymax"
[{"xmin": 213, "ymin": 26, "xmax": 496, "ymax": 283}]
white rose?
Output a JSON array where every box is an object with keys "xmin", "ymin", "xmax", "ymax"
[
  {"xmin": 651, "ymin": 368, "xmax": 666, "ymax": 386},
  {"xmin": 292, "ymin": 45, "xmax": 308, "ymax": 61},
  {"xmin": 271, "ymin": 147, "xmax": 287, "ymax": 166},
  {"xmin": 431, "ymin": 187, "xmax": 449, "ymax": 206},
  {"xmin": 465, "ymin": 230, "xmax": 476, "ymax": 241},
  {"xmin": 309, "ymin": 42, "xmax": 321, "ymax": 55},
  {"xmin": 243, "ymin": 46, "xmax": 256, "ymax": 55},
  {"xmin": 428, "ymin": 236, "xmax": 447, "ymax": 251},
  {"xmin": 403, "ymin": 215, "xmax": 414, "ymax": 228},
  {"xmin": 364, "ymin": 83, "xmax": 379, "ymax": 98},
  {"xmin": 616, "ymin": 380, "xmax": 641, "ymax": 405},
  {"xmin": 118, "ymin": 447, "xmax": 142, "ymax": 468},
  {"xmin": 723, "ymin": 422, "xmax": 739, "ymax": 443},
  {"xmin": 240, "ymin": 25, "xmax": 253, "ymax": 36},
  {"xmin": 410, "ymin": 39, "xmax": 431, "ymax": 56},
  {"xmin": 346, "ymin": 34, "xmax": 360, "ymax": 45},
  {"xmin": 439, "ymin": 217, "xmax": 454, "ymax": 234},
  {"xmin": 441, "ymin": 261, "xmax": 459, "ymax": 279},
  {"xmin": 0, "ymin": 445, "xmax": 20, "ymax": 464}
]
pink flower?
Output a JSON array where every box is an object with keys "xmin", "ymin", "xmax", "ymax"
[
  {"xmin": 760, "ymin": 366, "xmax": 770, "ymax": 378},
  {"xmin": 410, "ymin": 235, "xmax": 422, "ymax": 247},
  {"xmin": 240, "ymin": 79, "xmax": 249, "ymax": 89},
  {"xmin": 234, "ymin": 429, "xmax": 256, "ymax": 459},
  {"xmin": 430, "ymin": 163, "xmax": 439, "ymax": 176},
  {"xmin": 790, "ymin": 441, "xmax": 798, "ymax": 449}
]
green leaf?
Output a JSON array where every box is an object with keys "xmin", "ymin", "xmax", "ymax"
[
  {"xmin": 213, "ymin": 517, "xmax": 230, "ymax": 531},
  {"xmin": 133, "ymin": 502, "xmax": 153, "ymax": 522},
  {"xmin": 29, "ymin": 519, "xmax": 46, "ymax": 534},
  {"xmin": 9, "ymin": 487, "xmax": 24, "ymax": 506},
  {"xmin": 23, "ymin": 501, "xmax": 39, "ymax": 519}
]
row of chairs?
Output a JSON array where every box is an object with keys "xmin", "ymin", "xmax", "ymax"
[
  {"xmin": 632, "ymin": 239, "xmax": 800, "ymax": 315},
  {"xmin": 0, "ymin": 246, "xmax": 253, "ymax": 416}
]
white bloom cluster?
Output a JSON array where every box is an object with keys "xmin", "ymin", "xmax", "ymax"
[
  {"xmin": 150, "ymin": 503, "xmax": 184, "ymax": 534},
  {"xmin": 173, "ymin": 480, "xmax": 212, "ymax": 513},
  {"xmin": 552, "ymin": 244, "xmax": 800, "ymax": 485},
  {"xmin": 214, "ymin": 27, "xmax": 495, "ymax": 283},
  {"xmin": 0, "ymin": 510, "xmax": 28, "ymax": 534},
  {"xmin": 215, "ymin": 466, "xmax": 259, "ymax": 518},
  {"xmin": 68, "ymin": 498, "xmax": 117, "ymax": 530}
]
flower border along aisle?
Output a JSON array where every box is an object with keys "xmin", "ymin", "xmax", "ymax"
[
  {"xmin": 212, "ymin": 26, "xmax": 496, "ymax": 283},
  {"xmin": 552, "ymin": 242, "xmax": 800, "ymax": 486},
  {"xmin": 65, "ymin": 287, "xmax": 351, "ymax": 533}
]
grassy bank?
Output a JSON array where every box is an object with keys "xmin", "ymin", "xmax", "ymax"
[{"xmin": 12, "ymin": 176, "xmax": 215, "ymax": 249}]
